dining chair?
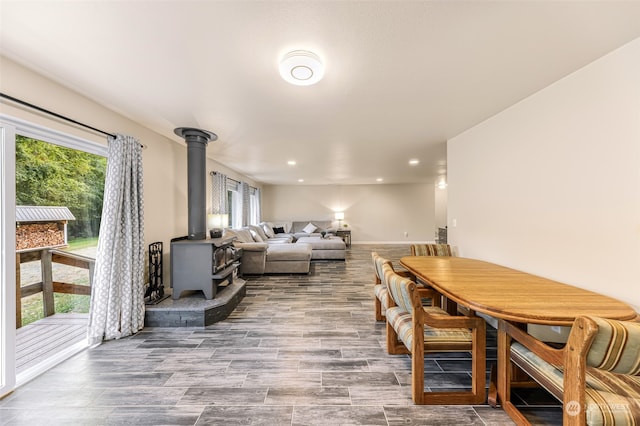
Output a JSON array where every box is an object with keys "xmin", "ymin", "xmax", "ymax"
[
  {"xmin": 382, "ymin": 262, "xmax": 486, "ymax": 404},
  {"xmin": 371, "ymin": 252, "xmax": 416, "ymax": 321},
  {"xmin": 499, "ymin": 316, "xmax": 640, "ymax": 425},
  {"xmin": 410, "ymin": 243, "xmax": 453, "ymax": 257}
]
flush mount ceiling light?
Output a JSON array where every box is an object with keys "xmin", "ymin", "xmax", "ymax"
[{"xmin": 279, "ymin": 50, "xmax": 324, "ymax": 86}]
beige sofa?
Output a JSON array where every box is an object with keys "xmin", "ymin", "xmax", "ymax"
[
  {"xmin": 222, "ymin": 227, "xmax": 311, "ymax": 274},
  {"xmin": 262, "ymin": 220, "xmax": 337, "ymax": 240},
  {"xmin": 223, "ymin": 221, "xmax": 346, "ymax": 274}
]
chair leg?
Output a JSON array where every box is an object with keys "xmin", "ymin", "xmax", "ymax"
[
  {"xmin": 470, "ymin": 319, "xmax": 487, "ymax": 404},
  {"xmin": 412, "ymin": 323, "xmax": 425, "ymax": 404},
  {"xmin": 374, "ymin": 297, "xmax": 384, "ymax": 321}
]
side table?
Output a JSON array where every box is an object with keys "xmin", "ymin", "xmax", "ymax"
[{"xmin": 335, "ymin": 229, "xmax": 351, "ymax": 247}]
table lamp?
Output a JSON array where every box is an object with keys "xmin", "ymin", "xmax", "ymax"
[{"xmin": 207, "ymin": 213, "xmax": 228, "ymax": 238}]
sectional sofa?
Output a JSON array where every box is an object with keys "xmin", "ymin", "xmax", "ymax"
[{"xmin": 222, "ymin": 221, "xmax": 346, "ymax": 275}]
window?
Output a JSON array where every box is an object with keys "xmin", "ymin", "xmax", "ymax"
[{"xmin": 227, "ymin": 179, "xmax": 241, "ymax": 229}]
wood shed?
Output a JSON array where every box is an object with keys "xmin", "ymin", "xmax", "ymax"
[{"xmin": 16, "ymin": 206, "xmax": 76, "ymax": 251}]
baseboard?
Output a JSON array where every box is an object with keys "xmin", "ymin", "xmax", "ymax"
[{"xmin": 352, "ymin": 240, "xmax": 438, "ymax": 245}]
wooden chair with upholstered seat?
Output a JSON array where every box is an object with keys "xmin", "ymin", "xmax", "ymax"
[
  {"xmin": 371, "ymin": 252, "xmax": 416, "ymax": 321},
  {"xmin": 499, "ymin": 316, "xmax": 640, "ymax": 425},
  {"xmin": 410, "ymin": 243, "xmax": 453, "ymax": 257},
  {"xmin": 382, "ymin": 263, "xmax": 486, "ymax": 404}
]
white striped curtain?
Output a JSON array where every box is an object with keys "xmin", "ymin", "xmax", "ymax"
[
  {"xmin": 251, "ymin": 187, "xmax": 261, "ymax": 225},
  {"xmin": 211, "ymin": 171, "xmax": 228, "ymax": 217},
  {"xmin": 240, "ymin": 182, "xmax": 250, "ymax": 227},
  {"xmin": 88, "ymin": 134, "xmax": 145, "ymax": 345}
]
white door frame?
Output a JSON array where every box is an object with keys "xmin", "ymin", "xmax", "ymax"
[{"xmin": 0, "ymin": 121, "xmax": 17, "ymax": 398}]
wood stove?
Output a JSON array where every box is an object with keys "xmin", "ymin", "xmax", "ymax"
[{"xmin": 170, "ymin": 236, "xmax": 240, "ymax": 300}]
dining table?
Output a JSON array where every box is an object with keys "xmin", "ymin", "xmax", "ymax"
[{"xmin": 398, "ymin": 256, "xmax": 638, "ymax": 407}]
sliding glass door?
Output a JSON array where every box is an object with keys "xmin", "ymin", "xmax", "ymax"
[{"xmin": 0, "ymin": 116, "xmax": 107, "ymax": 393}]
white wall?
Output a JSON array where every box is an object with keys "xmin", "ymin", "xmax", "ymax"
[
  {"xmin": 262, "ymin": 183, "xmax": 436, "ymax": 243},
  {"xmin": 434, "ymin": 185, "xmax": 448, "ymax": 234},
  {"xmin": 447, "ymin": 38, "xmax": 640, "ymax": 312},
  {"xmin": 0, "ymin": 56, "xmax": 259, "ymax": 253}
]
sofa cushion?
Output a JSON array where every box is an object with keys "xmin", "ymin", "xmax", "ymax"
[
  {"xmin": 268, "ymin": 221, "xmax": 292, "ymax": 233},
  {"xmin": 234, "ymin": 228, "xmax": 254, "ymax": 243},
  {"xmin": 249, "ymin": 225, "xmax": 269, "ymax": 242},
  {"xmin": 266, "ymin": 243, "xmax": 312, "ymax": 262},
  {"xmin": 296, "ymin": 236, "xmax": 346, "ymax": 250},
  {"xmin": 223, "ymin": 228, "xmax": 251, "ymax": 243},
  {"xmin": 249, "ymin": 229, "xmax": 264, "ymax": 242},
  {"xmin": 261, "ymin": 222, "xmax": 275, "ymax": 238},
  {"xmin": 291, "ymin": 220, "xmax": 332, "ymax": 233},
  {"xmin": 303, "ymin": 222, "xmax": 317, "ymax": 234},
  {"xmin": 267, "ymin": 236, "xmax": 294, "ymax": 244}
]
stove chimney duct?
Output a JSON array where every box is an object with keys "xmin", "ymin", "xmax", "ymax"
[{"xmin": 174, "ymin": 127, "xmax": 218, "ymax": 240}]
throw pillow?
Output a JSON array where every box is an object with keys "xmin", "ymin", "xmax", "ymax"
[
  {"xmin": 235, "ymin": 228, "xmax": 254, "ymax": 243},
  {"xmin": 249, "ymin": 229, "xmax": 263, "ymax": 242},
  {"xmin": 303, "ymin": 222, "xmax": 317, "ymax": 234},
  {"xmin": 261, "ymin": 222, "xmax": 275, "ymax": 238},
  {"xmin": 273, "ymin": 226, "xmax": 285, "ymax": 234},
  {"xmin": 250, "ymin": 225, "xmax": 269, "ymax": 241}
]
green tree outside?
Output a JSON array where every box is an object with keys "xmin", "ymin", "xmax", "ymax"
[
  {"xmin": 15, "ymin": 136, "xmax": 107, "ymax": 239},
  {"xmin": 16, "ymin": 136, "xmax": 107, "ymax": 326}
]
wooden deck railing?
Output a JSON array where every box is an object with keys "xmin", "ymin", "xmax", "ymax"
[{"xmin": 15, "ymin": 248, "xmax": 95, "ymax": 328}]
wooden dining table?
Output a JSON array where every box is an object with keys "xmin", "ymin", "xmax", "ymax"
[
  {"xmin": 399, "ymin": 256, "xmax": 638, "ymax": 408},
  {"xmin": 399, "ymin": 256, "xmax": 637, "ymax": 326}
]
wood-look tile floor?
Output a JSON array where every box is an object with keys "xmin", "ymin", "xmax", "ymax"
[{"xmin": 1, "ymin": 244, "xmax": 562, "ymax": 425}]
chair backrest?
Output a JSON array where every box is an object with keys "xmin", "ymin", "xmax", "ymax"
[
  {"xmin": 411, "ymin": 244, "xmax": 453, "ymax": 257},
  {"xmin": 371, "ymin": 251, "xmax": 392, "ymax": 283},
  {"xmin": 583, "ymin": 316, "xmax": 640, "ymax": 375},
  {"xmin": 382, "ymin": 262, "xmax": 416, "ymax": 315}
]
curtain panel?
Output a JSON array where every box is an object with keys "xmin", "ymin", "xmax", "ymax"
[
  {"xmin": 240, "ymin": 182, "xmax": 250, "ymax": 227},
  {"xmin": 211, "ymin": 171, "xmax": 228, "ymax": 215},
  {"xmin": 252, "ymin": 187, "xmax": 261, "ymax": 225},
  {"xmin": 88, "ymin": 134, "xmax": 145, "ymax": 345}
]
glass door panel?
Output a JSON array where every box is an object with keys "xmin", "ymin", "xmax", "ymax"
[{"xmin": 15, "ymin": 135, "xmax": 106, "ymax": 381}]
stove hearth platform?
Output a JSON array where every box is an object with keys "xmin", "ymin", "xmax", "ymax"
[{"xmin": 144, "ymin": 279, "xmax": 246, "ymax": 327}]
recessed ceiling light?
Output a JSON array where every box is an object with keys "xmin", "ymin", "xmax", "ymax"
[
  {"xmin": 409, "ymin": 159, "xmax": 420, "ymax": 166},
  {"xmin": 280, "ymin": 50, "xmax": 324, "ymax": 86},
  {"xmin": 287, "ymin": 160, "xmax": 296, "ymax": 166},
  {"xmin": 376, "ymin": 178, "xmax": 384, "ymax": 182},
  {"xmin": 298, "ymin": 178, "xmax": 304, "ymax": 183}
]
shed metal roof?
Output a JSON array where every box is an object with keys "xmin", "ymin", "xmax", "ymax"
[{"xmin": 16, "ymin": 206, "xmax": 76, "ymax": 222}]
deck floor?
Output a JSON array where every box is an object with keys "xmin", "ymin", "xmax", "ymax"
[{"xmin": 16, "ymin": 313, "xmax": 88, "ymax": 374}]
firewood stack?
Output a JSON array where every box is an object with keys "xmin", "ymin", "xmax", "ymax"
[{"xmin": 16, "ymin": 222, "xmax": 65, "ymax": 250}]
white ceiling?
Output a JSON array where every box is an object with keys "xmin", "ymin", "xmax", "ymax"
[{"xmin": 2, "ymin": 1, "xmax": 640, "ymax": 186}]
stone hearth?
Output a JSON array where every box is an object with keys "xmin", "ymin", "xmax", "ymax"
[{"xmin": 144, "ymin": 279, "xmax": 246, "ymax": 327}]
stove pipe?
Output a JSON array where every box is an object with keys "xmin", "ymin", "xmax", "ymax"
[{"xmin": 174, "ymin": 127, "xmax": 218, "ymax": 240}]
